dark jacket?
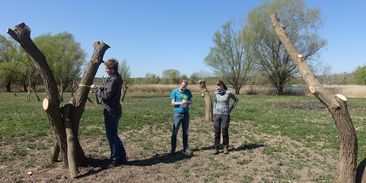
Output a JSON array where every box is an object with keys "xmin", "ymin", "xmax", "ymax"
[{"xmin": 94, "ymin": 73, "xmax": 123, "ymax": 117}]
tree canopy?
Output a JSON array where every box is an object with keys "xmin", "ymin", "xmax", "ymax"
[
  {"xmin": 244, "ymin": 0, "xmax": 326, "ymax": 94},
  {"xmin": 205, "ymin": 21, "xmax": 253, "ymax": 94},
  {"xmin": 33, "ymin": 32, "xmax": 86, "ymax": 89}
]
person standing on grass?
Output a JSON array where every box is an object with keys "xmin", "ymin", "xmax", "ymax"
[
  {"xmin": 212, "ymin": 80, "xmax": 239, "ymax": 155},
  {"xmin": 170, "ymin": 80, "xmax": 193, "ymax": 156},
  {"xmin": 90, "ymin": 59, "xmax": 127, "ymax": 166}
]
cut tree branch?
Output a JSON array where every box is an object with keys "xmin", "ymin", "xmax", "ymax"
[{"xmin": 271, "ymin": 14, "xmax": 357, "ymax": 183}]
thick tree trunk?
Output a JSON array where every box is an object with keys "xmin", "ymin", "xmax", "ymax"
[
  {"xmin": 198, "ymin": 80, "xmax": 213, "ymax": 122},
  {"xmin": 8, "ymin": 23, "xmax": 69, "ymax": 167},
  {"xmin": 271, "ymin": 14, "xmax": 357, "ymax": 183},
  {"xmin": 276, "ymin": 85, "xmax": 284, "ymax": 95},
  {"xmin": 8, "ymin": 23, "xmax": 109, "ymax": 178}
]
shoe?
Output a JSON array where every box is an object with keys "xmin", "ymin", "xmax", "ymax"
[
  {"xmin": 223, "ymin": 146, "xmax": 229, "ymax": 154},
  {"xmin": 212, "ymin": 149, "xmax": 219, "ymax": 155},
  {"xmin": 170, "ymin": 150, "xmax": 176, "ymax": 155},
  {"xmin": 182, "ymin": 149, "xmax": 193, "ymax": 156},
  {"xmin": 111, "ymin": 161, "xmax": 122, "ymax": 167}
]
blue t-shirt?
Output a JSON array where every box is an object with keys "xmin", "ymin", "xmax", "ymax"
[{"xmin": 170, "ymin": 88, "xmax": 193, "ymax": 113}]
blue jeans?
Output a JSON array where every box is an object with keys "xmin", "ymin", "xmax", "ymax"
[
  {"xmin": 104, "ymin": 114, "xmax": 127, "ymax": 163},
  {"xmin": 171, "ymin": 112, "xmax": 190, "ymax": 153}
]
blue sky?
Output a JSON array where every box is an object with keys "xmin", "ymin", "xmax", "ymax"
[{"xmin": 1, "ymin": 0, "xmax": 365, "ymax": 77}]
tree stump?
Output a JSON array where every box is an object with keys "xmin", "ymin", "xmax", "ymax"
[{"xmin": 198, "ymin": 80, "xmax": 213, "ymax": 122}]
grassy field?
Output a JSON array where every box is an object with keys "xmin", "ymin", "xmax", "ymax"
[{"xmin": 1, "ymin": 91, "xmax": 366, "ymax": 182}]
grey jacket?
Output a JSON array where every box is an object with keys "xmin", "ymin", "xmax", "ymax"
[
  {"xmin": 93, "ymin": 73, "xmax": 123, "ymax": 117},
  {"xmin": 213, "ymin": 90, "xmax": 239, "ymax": 115}
]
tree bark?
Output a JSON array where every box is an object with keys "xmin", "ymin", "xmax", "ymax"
[
  {"xmin": 121, "ymin": 83, "xmax": 128, "ymax": 102},
  {"xmin": 198, "ymin": 80, "xmax": 213, "ymax": 122},
  {"xmin": 8, "ymin": 23, "xmax": 69, "ymax": 167},
  {"xmin": 271, "ymin": 14, "xmax": 357, "ymax": 183},
  {"xmin": 8, "ymin": 23, "xmax": 109, "ymax": 178}
]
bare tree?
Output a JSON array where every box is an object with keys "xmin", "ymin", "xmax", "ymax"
[
  {"xmin": 119, "ymin": 59, "xmax": 132, "ymax": 102},
  {"xmin": 245, "ymin": 0, "xmax": 326, "ymax": 95},
  {"xmin": 205, "ymin": 21, "xmax": 253, "ymax": 94},
  {"xmin": 198, "ymin": 80, "xmax": 213, "ymax": 122},
  {"xmin": 8, "ymin": 23, "xmax": 109, "ymax": 178},
  {"xmin": 271, "ymin": 14, "xmax": 359, "ymax": 183}
]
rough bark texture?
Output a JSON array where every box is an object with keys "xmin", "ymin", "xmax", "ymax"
[
  {"xmin": 8, "ymin": 23, "xmax": 109, "ymax": 178},
  {"xmin": 198, "ymin": 80, "xmax": 213, "ymax": 122},
  {"xmin": 271, "ymin": 14, "xmax": 358, "ymax": 183}
]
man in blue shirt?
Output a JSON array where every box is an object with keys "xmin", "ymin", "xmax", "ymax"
[{"xmin": 170, "ymin": 80, "xmax": 193, "ymax": 155}]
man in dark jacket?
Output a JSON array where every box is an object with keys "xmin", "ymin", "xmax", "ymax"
[{"xmin": 91, "ymin": 59, "xmax": 127, "ymax": 166}]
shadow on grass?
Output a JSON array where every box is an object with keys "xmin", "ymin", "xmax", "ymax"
[
  {"xmin": 231, "ymin": 143, "xmax": 266, "ymax": 152},
  {"xmin": 192, "ymin": 143, "xmax": 266, "ymax": 152},
  {"xmin": 76, "ymin": 157, "xmax": 111, "ymax": 178},
  {"xmin": 126, "ymin": 152, "xmax": 193, "ymax": 167}
]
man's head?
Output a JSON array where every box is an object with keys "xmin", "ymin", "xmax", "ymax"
[
  {"xmin": 104, "ymin": 59, "xmax": 119, "ymax": 75},
  {"xmin": 179, "ymin": 80, "xmax": 188, "ymax": 91}
]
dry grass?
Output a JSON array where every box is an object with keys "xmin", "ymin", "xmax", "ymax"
[{"xmin": 128, "ymin": 84, "xmax": 366, "ymax": 98}]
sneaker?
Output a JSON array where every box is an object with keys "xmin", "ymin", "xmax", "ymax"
[
  {"xmin": 223, "ymin": 146, "xmax": 229, "ymax": 154},
  {"xmin": 182, "ymin": 149, "xmax": 193, "ymax": 156}
]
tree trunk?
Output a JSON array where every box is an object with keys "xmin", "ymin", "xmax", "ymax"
[
  {"xmin": 271, "ymin": 14, "xmax": 357, "ymax": 183},
  {"xmin": 121, "ymin": 83, "xmax": 128, "ymax": 102},
  {"xmin": 8, "ymin": 23, "xmax": 109, "ymax": 178},
  {"xmin": 234, "ymin": 86, "xmax": 240, "ymax": 95},
  {"xmin": 5, "ymin": 80, "xmax": 11, "ymax": 92},
  {"xmin": 276, "ymin": 84, "xmax": 284, "ymax": 95},
  {"xmin": 60, "ymin": 77, "xmax": 64, "ymax": 102},
  {"xmin": 198, "ymin": 80, "xmax": 213, "ymax": 122},
  {"xmin": 23, "ymin": 83, "xmax": 28, "ymax": 92}
]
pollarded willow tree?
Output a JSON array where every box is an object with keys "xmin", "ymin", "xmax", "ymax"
[
  {"xmin": 7, "ymin": 23, "xmax": 110, "ymax": 178},
  {"xmin": 245, "ymin": 0, "xmax": 326, "ymax": 95},
  {"xmin": 198, "ymin": 80, "xmax": 213, "ymax": 122},
  {"xmin": 271, "ymin": 14, "xmax": 366, "ymax": 183}
]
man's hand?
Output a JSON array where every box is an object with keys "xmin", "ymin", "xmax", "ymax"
[{"xmin": 90, "ymin": 84, "xmax": 96, "ymax": 93}]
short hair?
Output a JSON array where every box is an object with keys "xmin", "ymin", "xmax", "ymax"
[
  {"xmin": 179, "ymin": 80, "xmax": 188, "ymax": 85},
  {"xmin": 105, "ymin": 58, "xmax": 119, "ymax": 70}
]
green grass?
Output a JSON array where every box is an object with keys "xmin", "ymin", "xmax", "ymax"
[
  {"xmin": 1, "ymin": 93, "xmax": 366, "ymax": 155},
  {"xmin": 2, "ymin": 91, "xmax": 366, "ymax": 181}
]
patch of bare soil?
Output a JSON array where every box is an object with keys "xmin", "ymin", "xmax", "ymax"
[{"xmin": 0, "ymin": 119, "xmax": 337, "ymax": 182}]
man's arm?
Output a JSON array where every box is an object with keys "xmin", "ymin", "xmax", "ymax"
[
  {"xmin": 171, "ymin": 99, "xmax": 188, "ymax": 106},
  {"xmin": 93, "ymin": 78, "xmax": 118, "ymax": 100}
]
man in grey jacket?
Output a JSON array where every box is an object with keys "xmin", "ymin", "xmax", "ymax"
[{"xmin": 91, "ymin": 59, "xmax": 127, "ymax": 166}]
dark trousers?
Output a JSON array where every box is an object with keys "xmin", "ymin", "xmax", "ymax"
[
  {"xmin": 171, "ymin": 112, "xmax": 190, "ymax": 152},
  {"xmin": 213, "ymin": 114, "xmax": 230, "ymax": 149},
  {"xmin": 104, "ymin": 114, "xmax": 127, "ymax": 163}
]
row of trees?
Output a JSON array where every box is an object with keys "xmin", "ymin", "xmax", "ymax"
[
  {"xmin": 0, "ymin": 33, "xmax": 85, "ymax": 92},
  {"xmin": 0, "ymin": 33, "xmax": 133, "ymax": 95},
  {"xmin": 205, "ymin": 0, "xmax": 325, "ymax": 95}
]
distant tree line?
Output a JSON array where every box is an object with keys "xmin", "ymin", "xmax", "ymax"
[{"xmin": 0, "ymin": 32, "xmax": 85, "ymax": 92}]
